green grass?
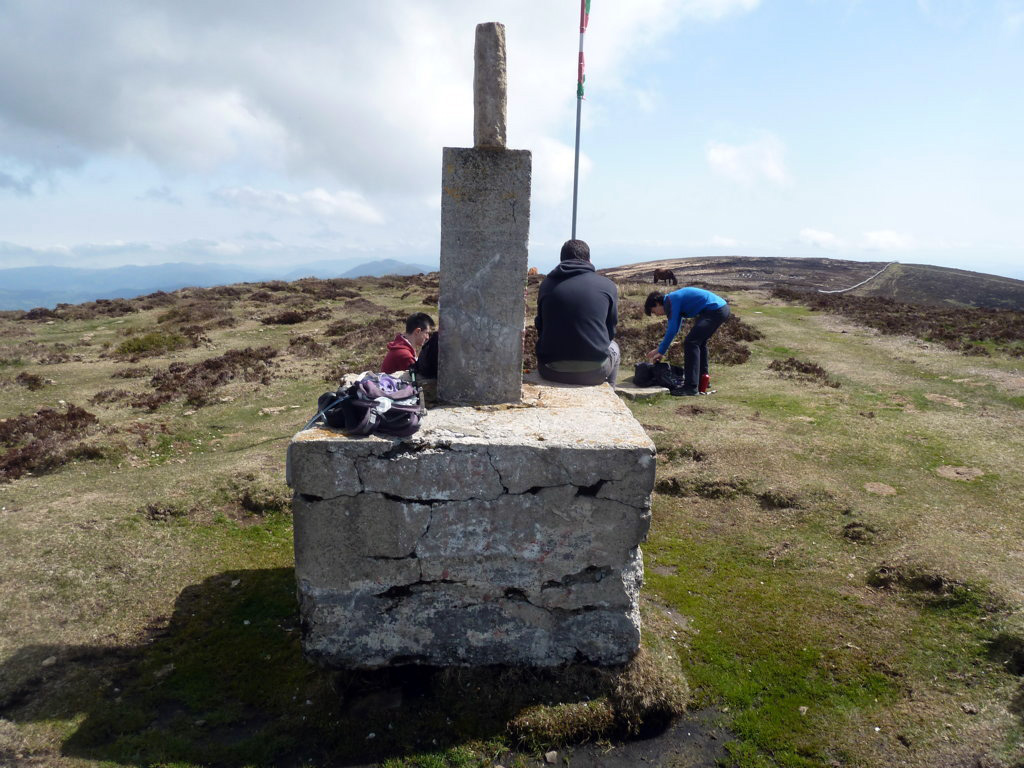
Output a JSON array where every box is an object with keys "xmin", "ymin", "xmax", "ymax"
[
  {"xmin": 115, "ymin": 330, "xmax": 189, "ymax": 356},
  {"xmin": 646, "ymin": 531, "xmax": 899, "ymax": 767}
]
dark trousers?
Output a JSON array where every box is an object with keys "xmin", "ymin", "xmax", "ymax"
[{"xmin": 683, "ymin": 305, "xmax": 730, "ymax": 389}]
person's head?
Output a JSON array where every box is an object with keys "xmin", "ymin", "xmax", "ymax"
[
  {"xmin": 644, "ymin": 292, "xmax": 666, "ymax": 317},
  {"xmin": 559, "ymin": 239, "xmax": 591, "ymax": 262},
  {"xmin": 404, "ymin": 312, "xmax": 435, "ymax": 349}
]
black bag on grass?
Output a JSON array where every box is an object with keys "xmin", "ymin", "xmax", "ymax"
[{"xmin": 633, "ymin": 361, "xmax": 685, "ymax": 389}]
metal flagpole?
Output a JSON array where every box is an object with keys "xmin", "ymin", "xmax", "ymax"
[{"xmin": 571, "ymin": 0, "xmax": 590, "ymax": 239}]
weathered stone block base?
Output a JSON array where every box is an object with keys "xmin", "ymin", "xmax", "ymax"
[{"xmin": 287, "ymin": 378, "xmax": 655, "ymax": 668}]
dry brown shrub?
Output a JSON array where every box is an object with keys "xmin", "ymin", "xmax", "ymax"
[
  {"xmin": 260, "ymin": 307, "xmax": 331, "ymax": 325},
  {"xmin": 55, "ymin": 297, "xmax": 137, "ymax": 320},
  {"xmin": 619, "ymin": 302, "xmax": 644, "ymax": 321},
  {"xmin": 331, "ymin": 317, "xmax": 395, "ymax": 351},
  {"xmin": 178, "ymin": 325, "xmax": 211, "ymax": 345},
  {"xmin": 293, "ymin": 278, "xmax": 360, "ymax": 300},
  {"xmin": 207, "ymin": 285, "xmax": 245, "ymax": 299},
  {"xmin": 131, "ymin": 290, "xmax": 178, "ymax": 310},
  {"xmin": 112, "ymin": 366, "xmax": 152, "ymax": 379},
  {"xmin": 129, "ymin": 392, "xmax": 174, "ymax": 412},
  {"xmin": 344, "ymin": 297, "xmax": 387, "ymax": 315},
  {"xmin": 142, "ymin": 346, "xmax": 278, "ymax": 408},
  {"xmin": 23, "ymin": 307, "xmax": 57, "ymax": 321},
  {"xmin": 288, "ymin": 335, "xmax": 327, "ymax": 358},
  {"xmin": 14, "ymin": 371, "xmax": 45, "ymax": 390},
  {"xmin": 522, "ymin": 326, "xmax": 538, "ymax": 372},
  {"xmin": 254, "ymin": 280, "xmax": 294, "ymax": 293},
  {"xmin": 90, "ymin": 388, "xmax": 133, "ymax": 405},
  {"xmin": 324, "ymin": 318, "xmax": 361, "ymax": 337},
  {"xmin": 772, "ymin": 286, "xmax": 1024, "ymax": 356},
  {"xmin": 615, "ymin": 321, "xmax": 665, "ymax": 363},
  {"xmin": 768, "ymin": 357, "xmax": 840, "ymax": 388},
  {"xmin": 0, "ymin": 403, "xmax": 101, "ymax": 482},
  {"xmin": 157, "ymin": 299, "xmax": 235, "ymax": 329},
  {"xmin": 36, "ymin": 352, "xmax": 80, "ymax": 365}
]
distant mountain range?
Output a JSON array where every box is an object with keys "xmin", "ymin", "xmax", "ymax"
[
  {"xmin": 4, "ymin": 255, "xmax": 1022, "ymax": 313},
  {"xmin": 0, "ymin": 258, "xmax": 437, "ymax": 310}
]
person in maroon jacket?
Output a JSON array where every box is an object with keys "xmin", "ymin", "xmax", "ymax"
[{"xmin": 381, "ymin": 312, "xmax": 435, "ymax": 374}]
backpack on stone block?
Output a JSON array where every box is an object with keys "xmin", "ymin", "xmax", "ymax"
[{"xmin": 311, "ymin": 373, "xmax": 424, "ymax": 438}]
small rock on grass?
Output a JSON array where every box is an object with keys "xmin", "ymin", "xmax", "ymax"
[{"xmin": 544, "ymin": 750, "xmax": 558, "ymax": 764}]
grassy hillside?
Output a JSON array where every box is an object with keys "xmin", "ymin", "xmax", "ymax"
[
  {"xmin": 602, "ymin": 256, "xmax": 1024, "ymax": 310},
  {"xmin": 1, "ymin": 274, "xmax": 1023, "ymax": 767}
]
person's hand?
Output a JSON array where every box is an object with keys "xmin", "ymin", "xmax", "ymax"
[{"xmin": 646, "ymin": 349, "xmax": 662, "ymax": 362}]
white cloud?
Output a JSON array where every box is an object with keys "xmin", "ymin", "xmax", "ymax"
[
  {"xmin": 710, "ymin": 235, "xmax": 738, "ymax": 248},
  {"xmin": 799, "ymin": 228, "xmax": 844, "ymax": 249},
  {"xmin": 1002, "ymin": 1, "xmax": 1024, "ymax": 33},
  {"xmin": 530, "ymin": 137, "xmax": 592, "ymax": 206},
  {"xmin": 862, "ymin": 230, "xmax": 916, "ymax": 250},
  {"xmin": 707, "ymin": 136, "xmax": 789, "ymax": 186},
  {"xmin": 139, "ymin": 185, "xmax": 182, "ymax": 205},
  {"xmin": 213, "ymin": 186, "xmax": 384, "ymax": 224},
  {"xmin": 0, "ymin": 1, "xmax": 761, "ymax": 197}
]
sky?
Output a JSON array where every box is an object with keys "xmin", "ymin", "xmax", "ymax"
[{"xmin": 1, "ymin": 0, "xmax": 1022, "ymax": 279}]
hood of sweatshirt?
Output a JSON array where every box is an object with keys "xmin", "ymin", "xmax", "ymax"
[{"xmin": 544, "ymin": 259, "xmax": 595, "ymax": 282}]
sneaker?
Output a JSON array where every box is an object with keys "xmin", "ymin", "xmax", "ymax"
[{"xmin": 669, "ymin": 386, "xmax": 699, "ymax": 397}]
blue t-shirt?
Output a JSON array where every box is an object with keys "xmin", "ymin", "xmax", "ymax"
[{"xmin": 657, "ymin": 288, "xmax": 727, "ymax": 355}]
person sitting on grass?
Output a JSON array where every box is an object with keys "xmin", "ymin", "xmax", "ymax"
[
  {"xmin": 381, "ymin": 312, "xmax": 435, "ymax": 375},
  {"xmin": 645, "ymin": 287, "xmax": 730, "ymax": 396}
]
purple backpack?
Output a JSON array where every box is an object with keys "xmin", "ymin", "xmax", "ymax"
[{"xmin": 311, "ymin": 373, "xmax": 423, "ymax": 437}]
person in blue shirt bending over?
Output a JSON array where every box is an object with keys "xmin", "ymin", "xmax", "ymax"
[{"xmin": 644, "ymin": 287, "xmax": 730, "ymax": 396}]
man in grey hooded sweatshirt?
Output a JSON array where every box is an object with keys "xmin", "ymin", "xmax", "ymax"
[{"xmin": 534, "ymin": 239, "xmax": 620, "ymax": 386}]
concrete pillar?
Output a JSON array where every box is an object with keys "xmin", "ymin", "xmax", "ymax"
[
  {"xmin": 438, "ymin": 22, "xmax": 531, "ymax": 405},
  {"xmin": 474, "ymin": 22, "xmax": 507, "ymax": 149}
]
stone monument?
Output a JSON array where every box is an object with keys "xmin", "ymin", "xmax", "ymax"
[
  {"xmin": 287, "ymin": 23, "xmax": 655, "ymax": 669},
  {"xmin": 439, "ymin": 22, "xmax": 531, "ymax": 405}
]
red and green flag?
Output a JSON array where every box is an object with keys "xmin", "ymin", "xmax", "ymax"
[{"xmin": 577, "ymin": 0, "xmax": 591, "ymax": 98}]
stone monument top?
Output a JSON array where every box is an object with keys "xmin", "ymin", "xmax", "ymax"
[
  {"xmin": 474, "ymin": 22, "xmax": 507, "ymax": 150},
  {"xmin": 438, "ymin": 21, "xmax": 531, "ymax": 405}
]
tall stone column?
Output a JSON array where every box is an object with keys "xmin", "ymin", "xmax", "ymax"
[{"xmin": 439, "ymin": 22, "xmax": 531, "ymax": 405}]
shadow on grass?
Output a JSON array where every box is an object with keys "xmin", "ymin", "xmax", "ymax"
[{"xmin": 0, "ymin": 568, "xmax": 653, "ymax": 767}]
